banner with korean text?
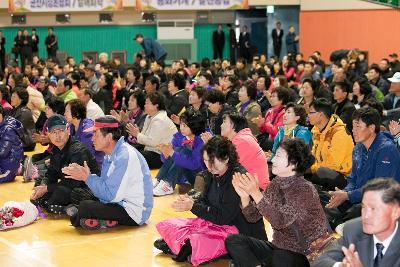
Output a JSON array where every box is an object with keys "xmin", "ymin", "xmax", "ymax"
[
  {"xmin": 135, "ymin": 0, "xmax": 248, "ymax": 10},
  {"xmin": 8, "ymin": 0, "xmax": 124, "ymax": 13}
]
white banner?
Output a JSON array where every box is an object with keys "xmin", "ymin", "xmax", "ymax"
[
  {"xmin": 135, "ymin": 0, "xmax": 249, "ymax": 10},
  {"xmin": 8, "ymin": 0, "xmax": 124, "ymax": 13}
]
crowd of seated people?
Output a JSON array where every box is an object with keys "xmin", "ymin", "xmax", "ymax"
[{"xmin": 1, "ymin": 47, "xmax": 400, "ymax": 266}]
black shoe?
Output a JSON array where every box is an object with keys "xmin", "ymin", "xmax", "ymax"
[
  {"xmin": 154, "ymin": 238, "xmax": 174, "ymax": 255},
  {"xmin": 47, "ymin": 204, "xmax": 66, "ymax": 215}
]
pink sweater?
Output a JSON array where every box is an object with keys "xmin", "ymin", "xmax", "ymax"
[{"xmin": 232, "ymin": 128, "xmax": 269, "ymax": 190}]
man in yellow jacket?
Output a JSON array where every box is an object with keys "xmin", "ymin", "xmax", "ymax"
[{"xmin": 308, "ymin": 98, "xmax": 354, "ymax": 191}]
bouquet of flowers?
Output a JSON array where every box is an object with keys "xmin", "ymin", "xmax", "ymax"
[
  {"xmin": 0, "ymin": 201, "xmax": 38, "ymax": 230},
  {"xmin": 0, "ymin": 206, "xmax": 24, "ymax": 229}
]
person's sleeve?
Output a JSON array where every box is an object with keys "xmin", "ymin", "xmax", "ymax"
[
  {"xmin": 85, "ymin": 152, "xmax": 129, "ymax": 203},
  {"xmin": 373, "ymin": 146, "xmax": 400, "ymax": 183},
  {"xmin": 261, "ymin": 112, "xmax": 283, "ymax": 137},
  {"xmin": 321, "ymin": 130, "xmax": 353, "ymax": 173},
  {"xmin": 285, "ymin": 67, "xmax": 295, "ymax": 79},
  {"xmin": 137, "ymin": 118, "xmax": 169, "ymax": 147},
  {"xmin": 172, "ymin": 139, "xmax": 204, "ymax": 170},
  {"xmin": 0, "ymin": 129, "xmax": 15, "ymax": 158},
  {"xmin": 191, "ymin": 181, "xmax": 242, "ymax": 226}
]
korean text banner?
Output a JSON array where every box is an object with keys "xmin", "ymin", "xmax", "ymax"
[
  {"xmin": 135, "ymin": 0, "xmax": 248, "ymax": 10},
  {"xmin": 8, "ymin": 0, "xmax": 124, "ymax": 13}
]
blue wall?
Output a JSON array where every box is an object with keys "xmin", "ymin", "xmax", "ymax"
[{"xmin": 0, "ymin": 24, "xmax": 231, "ymax": 63}]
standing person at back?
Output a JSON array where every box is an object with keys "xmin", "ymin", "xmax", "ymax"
[
  {"xmin": 271, "ymin": 21, "xmax": 284, "ymax": 58},
  {"xmin": 212, "ymin": 24, "xmax": 225, "ymax": 60},
  {"xmin": 45, "ymin": 27, "xmax": 58, "ymax": 60},
  {"xmin": 134, "ymin": 33, "xmax": 167, "ymax": 62},
  {"xmin": 227, "ymin": 24, "xmax": 236, "ymax": 65},
  {"xmin": 239, "ymin": 26, "xmax": 251, "ymax": 62},
  {"xmin": 286, "ymin": 25, "xmax": 299, "ymax": 55}
]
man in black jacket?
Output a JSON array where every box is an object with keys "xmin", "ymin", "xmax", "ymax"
[
  {"xmin": 30, "ymin": 115, "xmax": 100, "ymax": 214},
  {"xmin": 332, "ymin": 81, "xmax": 356, "ymax": 133},
  {"xmin": 271, "ymin": 21, "xmax": 284, "ymax": 58},
  {"xmin": 212, "ymin": 24, "xmax": 225, "ymax": 60},
  {"xmin": 45, "ymin": 27, "xmax": 58, "ymax": 60},
  {"xmin": 227, "ymin": 24, "xmax": 236, "ymax": 65},
  {"xmin": 20, "ymin": 29, "xmax": 32, "ymax": 72}
]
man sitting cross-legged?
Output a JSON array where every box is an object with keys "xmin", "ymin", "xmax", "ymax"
[
  {"xmin": 62, "ymin": 116, "xmax": 153, "ymax": 230},
  {"xmin": 30, "ymin": 114, "xmax": 100, "ymax": 214}
]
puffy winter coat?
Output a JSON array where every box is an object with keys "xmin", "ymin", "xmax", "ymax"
[{"xmin": 0, "ymin": 117, "xmax": 24, "ymax": 183}]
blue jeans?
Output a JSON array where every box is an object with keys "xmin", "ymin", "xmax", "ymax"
[{"xmin": 156, "ymin": 147, "xmax": 201, "ymax": 189}]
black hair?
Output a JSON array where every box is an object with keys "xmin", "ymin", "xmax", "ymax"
[
  {"xmin": 271, "ymin": 86, "xmax": 290, "ymax": 106},
  {"xmin": 242, "ymin": 80, "xmax": 257, "ymax": 100},
  {"xmin": 180, "ymin": 58, "xmax": 189, "ymax": 68},
  {"xmin": 285, "ymin": 102, "xmax": 307, "ymax": 126},
  {"xmin": 302, "ymin": 78, "xmax": 317, "ymax": 92},
  {"xmin": 127, "ymin": 67, "xmax": 141, "ymax": 81},
  {"xmin": 102, "ymin": 73, "xmax": 114, "ymax": 92},
  {"xmin": 278, "ymin": 138, "xmax": 315, "ymax": 174},
  {"xmin": 67, "ymin": 99, "xmax": 86, "ymax": 120},
  {"xmin": 180, "ymin": 110, "xmax": 206, "ymax": 136},
  {"xmin": 12, "ymin": 87, "xmax": 29, "ymax": 106},
  {"xmin": 47, "ymin": 97, "xmax": 65, "ymax": 115},
  {"xmin": 0, "ymin": 85, "xmax": 10, "ymax": 103},
  {"xmin": 201, "ymin": 136, "xmax": 238, "ymax": 169},
  {"xmin": 170, "ymin": 73, "xmax": 186, "ymax": 90},
  {"xmin": 145, "ymin": 75, "xmax": 160, "ymax": 90},
  {"xmin": 154, "ymin": 70, "xmax": 167, "ymax": 83},
  {"xmin": 227, "ymin": 75, "xmax": 240, "ymax": 89},
  {"xmin": 10, "ymin": 73, "xmax": 24, "ymax": 87},
  {"xmin": 201, "ymin": 58, "xmax": 211, "ymax": 69},
  {"xmin": 0, "ymin": 105, "xmax": 4, "ymax": 117},
  {"xmin": 191, "ymin": 86, "xmax": 206, "ymax": 100},
  {"xmin": 80, "ymin": 88, "xmax": 93, "ymax": 99},
  {"xmin": 362, "ymin": 178, "xmax": 400, "ymax": 205},
  {"xmin": 126, "ymin": 90, "xmax": 146, "ymax": 110},
  {"xmin": 352, "ymin": 107, "xmax": 381, "ymax": 134},
  {"xmin": 310, "ymin": 98, "xmax": 333, "ymax": 118},
  {"xmin": 205, "ymin": 89, "xmax": 225, "ymax": 104},
  {"xmin": 99, "ymin": 125, "xmax": 125, "ymax": 141},
  {"xmin": 368, "ymin": 64, "xmax": 381, "ymax": 75},
  {"xmin": 362, "ymin": 99, "xmax": 384, "ymax": 117},
  {"xmin": 70, "ymin": 72, "xmax": 81, "ymax": 87},
  {"xmin": 258, "ymin": 75, "xmax": 271, "ymax": 90},
  {"xmin": 353, "ymin": 77, "xmax": 372, "ymax": 96},
  {"xmin": 199, "ymin": 72, "xmax": 214, "ymax": 85},
  {"xmin": 222, "ymin": 112, "xmax": 248, "ymax": 133},
  {"xmin": 147, "ymin": 91, "xmax": 166, "ymax": 111},
  {"xmin": 334, "ymin": 81, "xmax": 351, "ymax": 93},
  {"xmin": 63, "ymin": 79, "xmax": 73, "ymax": 90}
]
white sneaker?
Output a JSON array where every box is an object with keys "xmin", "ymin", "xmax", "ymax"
[
  {"xmin": 153, "ymin": 180, "xmax": 174, "ymax": 196},
  {"xmin": 153, "ymin": 179, "xmax": 160, "ymax": 188}
]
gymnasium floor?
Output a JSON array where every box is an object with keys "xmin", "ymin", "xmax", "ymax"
[{"xmin": 0, "ymin": 147, "xmax": 273, "ymax": 267}]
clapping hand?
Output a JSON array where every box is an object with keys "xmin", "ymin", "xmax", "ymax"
[
  {"xmin": 170, "ymin": 114, "xmax": 180, "ymax": 125},
  {"xmin": 158, "ymin": 143, "xmax": 174, "ymax": 158},
  {"xmin": 339, "ymin": 244, "xmax": 364, "ymax": 267},
  {"xmin": 62, "ymin": 161, "xmax": 90, "ymax": 181},
  {"xmin": 251, "ymin": 116, "xmax": 264, "ymax": 128},
  {"xmin": 126, "ymin": 123, "xmax": 139, "ymax": 137},
  {"xmin": 389, "ymin": 120, "xmax": 400, "ymax": 136},
  {"xmin": 200, "ymin": 132, "xmax": 213, "ymax": 143},
  {"xmin": 326, "ymin": 187, "xmax": 348, "ymax": 209},
  {"xmin": 171, "ymin": 194, "xmax": 194, "ymax": 212}
]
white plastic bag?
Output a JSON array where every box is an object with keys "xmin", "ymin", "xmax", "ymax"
[{"xmin": 0, "ymin": 201, "xmax": 38, "ymax": 230}]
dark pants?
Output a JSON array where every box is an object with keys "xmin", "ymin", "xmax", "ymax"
[
  {"xmin": 70, "ymin": 200, "xmax": 139, "ymax": 227},
  {"xmin": 213, "ymin": 46, "xmax": 223, "ymax": 60},
  {"xmin": 225, "ymin": 234, "xmax": 309, "ymax": 267},
  {"xmin": 273, "ymin": 43, "xmax": 282, "ymax": 58},
  {"xmin": 33, "ymin": 184, "xmax": 96, "ymax": 208},
  {"xmin": 158, "ymin": 53, "xmax": 168, "ymax": 63},
  {"xmin": 230, "ymin": 45, "xmax": 236, "ymax": 65},
  {"xmin": 20, "ymin": 51, "xmax": 32, "ymax": 71},
  {"xmin": 307, "ymin": 167, "xmax": 347, "ymax": 191},
  {"xmin": 47, "ymin": 48, "xmax": 57, "ymax": 60},
  {"xmin": 0, "ymin": 52, "xmax": 5, "ymax": 72},
  {"xmin": 156, "ymin": 153, "xmax": 199, "ymax": 188},
  {"xmin": 324, "ymin": 201, "xmax": 361, "ymax": 229},
  {"xmin": 140, "ymin": 150, "xmax": 163, "ymax": 169}
]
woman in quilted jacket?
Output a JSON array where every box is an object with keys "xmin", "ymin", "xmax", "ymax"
[{"xmin": 0, "ymin": 106, "xmax": 24, "ymax": 183}]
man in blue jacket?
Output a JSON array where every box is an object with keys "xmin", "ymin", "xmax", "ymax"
[
  {"xmin": 63, "ymin": 116, "xmax": 153, "ymax": 230},
  {"xmin": 134, "ymin": 33, "xmax": 167, "ymax": 62},
  {"xmin": 325, "ymin": 107, "xmax": 400, "ymax": 228}
]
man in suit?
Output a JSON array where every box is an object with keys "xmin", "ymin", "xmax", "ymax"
[
  {"xmin": 212, "ymin": 24, "xmax": 225, "ymax": 60},
  {"xmin": 239, "ymin": 25, "xmax": 251, "ymax": 62},
  {"xmin": 227, "ymin": 24, "xmax": 236, "ymax": 65},
  {"xmin": 313, "ymin": 178, "xmax": 400, "ymax": 267},
  {"xmin": 21, "ymin": 29, "xmax": 33, "ymax": 72},
  {"xmin": 271, "ymin": 21, "xmax": 284, "ymax": 58}
]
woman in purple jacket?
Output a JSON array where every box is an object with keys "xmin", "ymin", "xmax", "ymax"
[
  {"xmin": 0, "ymin": 106, "xmax": 24, "ymax": 183},
  {"xmin": 65, "ymin": 99, "xmax": 104, "ymax": 168},
  {"xmin": 153, "ymin": 110, "xmax": 206, "ymax": 196}
]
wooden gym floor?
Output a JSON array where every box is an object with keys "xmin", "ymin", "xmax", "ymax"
[{"xmin": 0, "ymin": 146, "xmax": 273, "ymax": 267}]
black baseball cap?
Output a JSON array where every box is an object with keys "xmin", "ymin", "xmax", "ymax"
[{"xmin": 47, "ymin": 114, "xmax": 68, "ymax": 132}]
